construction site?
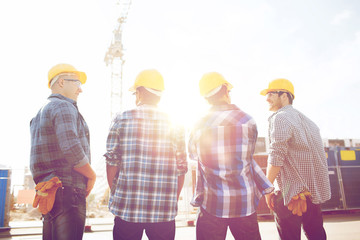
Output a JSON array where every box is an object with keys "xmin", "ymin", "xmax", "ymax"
[{"xmin": 1, "ymin": 0, "xmax": 360, "ymax": 239}]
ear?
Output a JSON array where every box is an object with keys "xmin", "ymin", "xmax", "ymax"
[
  {"xmin": 57, "ymin": 78, "xmax": 65, "ymax": 88},
  {"xmin": 281, "ymin": 92, "xmax": 290, "ymax": 104},
  {"xmin": 225, "ymin": 90, "xmax": 231, "ymax": 103}
]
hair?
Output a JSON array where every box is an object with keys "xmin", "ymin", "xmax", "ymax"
[
  {"xmin": 206, "ymin": 85, "xmax": 228, "ymax": 105},
  {"xmin": 278, "ymin": 91, "xmax": 293, "ymax": 104},
  {"xmin": 137, "ymin": 86, "xmax": 161, "ymax": 105}
]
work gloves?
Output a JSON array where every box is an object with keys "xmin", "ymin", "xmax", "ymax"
[
  {"xmin": 33, "ymin": 177, "xmax": 62, "ymax": 215},
  {"xmin": 287, "ymin": 191, "xmax": 312, "ymax": 216}
]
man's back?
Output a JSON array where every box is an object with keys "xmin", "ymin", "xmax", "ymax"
[
  {"xmin": 106, "ymin": 104, "xmax": 187, "ymax": 223},
  {"xmin": 189, "ymin": 104, "xmax": 272, "ymax": 218},
  {"xmin": 30, "ymin": 94, "xmax": 89, "ymax": 189},
  {"xmin": 268, "ymin": 105, "xmax": 331, "ymax": 205}
]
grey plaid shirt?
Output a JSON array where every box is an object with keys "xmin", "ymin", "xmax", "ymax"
[
  {"xmin": 268, "ymin": 105, "xmax": 331, "ymax": 205},
  {"xmin": 30, "ymin": 94, "xmax": 90, "ymax": 189}
]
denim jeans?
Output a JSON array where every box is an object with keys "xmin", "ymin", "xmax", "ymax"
[
  {"xmin": 42, "ymin": 186, "xmax": 86, "ymax": 240},
  {"xmin": 113, "ymin": 216, "xmax": 176, "ymax": 240},
  {"xmin": 196, "ymin": 208, "xmax": 261, "ymax": 240},
  {"xmin": 273, "ymin": 191, "xmax": 326, "ymax": 240}
]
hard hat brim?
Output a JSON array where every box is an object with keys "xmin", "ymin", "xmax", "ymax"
[
  {"xmin": 260, "ymin": 89, "xmax": 269, "ymax": 96},
  {"xmin": 129, "ymin": 85, "xmax": 136, "ymax": 92},
  {"xmin": 74, "ymin": 71, "xmax": 87, "ymax": 85}
]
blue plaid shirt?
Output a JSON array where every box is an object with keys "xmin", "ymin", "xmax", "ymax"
[
  {"xmin": 188, "ymin": 104, "xmax": 273, "ymax": 218},
  {"xmin": 104, "ymin": 104, "xmax": 188, "ymax": 223},
  {"xmin": 30, "ymin": 94, "xmax": 90, "ymax": 190}
]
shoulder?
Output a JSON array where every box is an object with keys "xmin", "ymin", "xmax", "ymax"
[
  {"xmin": 271, "ymin": 106, "xmax": 294, "ymax": 125},
  {"xmin": 113, "ymin": 106, "xmax": 170, "ymax": 122},
  {"xmin": 228, "ymin": 106, "xmax": 256, "ymax": 126},
  {"xmin": 45, "ymin": 98, "xmax": 78, "ymax": 120}
]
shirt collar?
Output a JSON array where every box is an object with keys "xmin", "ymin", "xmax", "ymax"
[
  {"xmin": 48, "ymin": 93, "xmax": 77, "ymax": 106},
  {"xmin": 268, "ymin": 104, "xmax": 293, "ymax": 120}
]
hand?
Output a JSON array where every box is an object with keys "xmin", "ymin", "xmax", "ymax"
[
  {"xmin": 73, "ymin": 163, "xmax": 96, "ymax": 197},
  {"xmin": 265, "ymin": 192, "xmax": 275, "ymax": 211},
  {"xmin": 86, "ymin": 175, "xmax": 96, "ymax": 197}
]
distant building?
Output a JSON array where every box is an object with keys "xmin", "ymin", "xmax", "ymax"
[
  {"xmin": 255, "ymin": 137, "xmax": 267, "ymax": 154},
  {"xmin": 323, "ymin": 138, "xmax": 360, "ymax": 148}
]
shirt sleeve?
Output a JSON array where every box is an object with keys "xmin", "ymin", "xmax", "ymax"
[
  {"xmin": 268, "ymin": 114, "xmax": 292, "ymax": 167},
  {"xmin": 104, "ymin": 118, "xmax": 122, "ymax": 167},
  {"xmin": 53, "ymin": 102, "xmax": 89, "ymax": 167},
  {"xmin": 248, "ymin": 119, "xmax": 258, "ymax": 156}
]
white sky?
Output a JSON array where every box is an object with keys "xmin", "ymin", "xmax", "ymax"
[{"xmin": 1, "ymin": 0, "xmax": 359, "ymax": 184}]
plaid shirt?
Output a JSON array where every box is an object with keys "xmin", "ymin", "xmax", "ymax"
[
  {"xmin": 188, "ymin": 104, "xmax": 273, "ymax": 218},
  {"xmin": 30, "ymin": 94, "xmax": 90, "ymax": 190},
  {"xmin": 268, "ymin": 105, "xmax": 331, "ymax": 205},
  {"xmin": 104, "ymin": 104, "xmax": 187, "ymax": 223}
]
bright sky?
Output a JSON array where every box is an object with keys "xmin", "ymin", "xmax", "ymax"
[{"xmin": 1, "ymin": 0, "xmax": 359, "ymax": 185}]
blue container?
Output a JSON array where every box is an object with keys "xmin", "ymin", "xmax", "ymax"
[
  {"xmin": 341, "ymin": 167, "xmax": 360, "ymax": 208},
  {"xmin": 337, "ymin": 148, "xmax": 360, "ymax": 167},
  {"xmin": 326, "ymin": 150, "xmax": 337, "ymax": 167},
  {"xmin": 0, "ymin": 169, "xmax": 9, "ymax": 228},
  {"xmin": 321, "ymin": 167, "xmax": 343, "ymax": 210}
]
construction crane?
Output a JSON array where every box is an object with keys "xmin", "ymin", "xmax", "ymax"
[
  {"xmin": 104, "ymin": 0, "xmax": 132, "ymax": 118},
  {"xmin": 89, "ymin": 0, "xmax": 133, "ymax": 212}
]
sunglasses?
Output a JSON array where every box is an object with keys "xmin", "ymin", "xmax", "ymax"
[
  {"xmin": 64, "ymin": 79, "xmax": 82, "ymax": 87},
  {"xmin": 266, "ymin": 91, "xmax": 285, "ymax": 97}
]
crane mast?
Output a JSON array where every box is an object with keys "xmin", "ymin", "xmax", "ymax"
[{"xmin": 104, "ymin": 0, "xmax": 132, "ymax": 118}]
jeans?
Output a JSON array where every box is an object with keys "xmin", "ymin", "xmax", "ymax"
[
  {"xmin": 42, "ymin": 186, "xmax": 87, "ymax": 240},
  {"xmin": 113, "ymin": 217, "xmax": 176, "ymax": 240},
  {"xmin": 196, "ymin": 208, "xmax": 261, "ymax": 240},
  {"xmin": 273, "ymin": 191, "xmax": 326, "ymax": 240}
]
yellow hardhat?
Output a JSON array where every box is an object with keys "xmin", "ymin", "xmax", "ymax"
[
  {"xmin": 199, "ymin": 72, "xmax": 233, "ymax": 97},
  {"xmin": 129, "ymin": 69, "xmax": 164, "ymax": 92},
  {"xmin": 260, "ymin": 78, "xmax": 295, "ymax": 98},
  {"xmin": 48, "ymin": 63, "xmax": 87, "ymax": 88}
]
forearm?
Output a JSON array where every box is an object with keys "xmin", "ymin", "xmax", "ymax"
[
  {"xmin": 266, "ymin": 164, "xmax": 281, "ymax": 184},
  {"xmin": 264, "ymin": 164, "xmax": 281, "ymax": 210},
  {"xmin": 73, "ymin": 163, "xmax": 96, "ymax": 180},
  {"xmin": 177, "ymin": 175, "xmax": 185, "ymax": 201},
  {"xmin": 106, "ymin": 165, "xmax": 119, "ymax": 189},
  {"xmin": 73, "ymin": 163, "xmax": 96, "ymax": 197}
]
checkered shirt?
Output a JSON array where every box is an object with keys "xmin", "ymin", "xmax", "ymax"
[
  {"xmin": 30, "ymin": 94, "xmax": 90, "ymax": 189},
  {"xmin": 268, "ymin": 105, "xmax": 331, "ymax": 205},
  {"xmin": 104, "ymin": 104, "xmax": 188, "ymax": 223},
  {"xmin": 188, "ymin": 104, "xmax": 274, "ymax": 218}
]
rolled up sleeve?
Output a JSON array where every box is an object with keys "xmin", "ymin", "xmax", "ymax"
[
  {"xmin": 268, "ymin": 115, "xmax": 292, "ymax": 167},
  {"xmin": 104, "ymin": 120, "xmax": 122, "ymax": 167}
]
